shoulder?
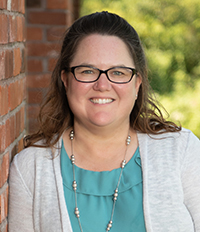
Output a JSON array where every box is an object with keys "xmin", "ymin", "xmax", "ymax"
[
  {"xmin": 10, "ymin": 139, "xmax": 62, "ymax": 179},
  {"xmin": 137, "ymin": 128, "xmax": 200, "ymax": 166},
  {"xmin": 10, "ymin": 140, "xmax": 62, "ymax": 195},
  {"xmin": 138, "ymin": 128, "xmax": 199, "ymax": 148},
  {"xmin": 13, "ymin": 136, "xmax": 62, "ymax": 164},
  {"xmin": 12, "ymin": 145, "xmax": 51, "ymax": 169}
]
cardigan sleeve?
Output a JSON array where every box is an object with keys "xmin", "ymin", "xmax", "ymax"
[
  {"xmin": 181, "ymin": 131, "xmax": 200, "ymax": 231},
  {"xmin": 9, "ymin": 154, "xmax": 34, "ymax": 232}
]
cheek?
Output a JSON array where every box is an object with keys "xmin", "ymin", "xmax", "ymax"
[
  {"xmin": 66, "ymin": 81, "xmax": 91, "ymax": 103},
  {"xmin": 116, "ymin": 83, "xmax": 136, "ymax": 99}
]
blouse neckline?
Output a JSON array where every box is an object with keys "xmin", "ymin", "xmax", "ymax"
[{"xmin": 61, "ymin": 141, "xmax": 142, "ymax": 196}]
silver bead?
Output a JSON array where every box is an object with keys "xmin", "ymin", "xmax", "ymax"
[
  {"xmin": 72, "ymin": 180, "xmax": 77, "ymax": 190},
  {"xmin": 106, "ymin": 221, "xmax": 113, "ymax": 231},
  {"xmin": 71, "ymin": 155, "xmax": 75, "ymax": 164},
  {"xmin": 113, "ymin": 188, "xmax": 118, "ymax": 201},
  {"xmin": 70, "ymin": 130, "xmax": 74, "ymax": 140},
  {"xmin": 126, "ymin": 135, "xmax": 131, "ymax": 145},
  {"xmin": 121, "ymin": 159, "xmax": 126, "ymax": 168},
  {"xmin": 75, "ymin": 207, "xmax": 80, "ymax": 218}
]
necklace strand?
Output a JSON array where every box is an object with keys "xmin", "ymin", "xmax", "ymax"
[{"xmin": 69, "ymin": 130, "xmax": 131, "ymax": 232}]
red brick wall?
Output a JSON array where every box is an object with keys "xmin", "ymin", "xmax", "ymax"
[
  {"xmin": 0, "ymin": 0, "xmax": 26, "ymax": 231},
  {"xmin": 26, "ymin": 0, "xmax": 79, "ymax": 133},
  {"xmin": 0, "ymin": 1, "xmax": 80, "ymax": 230}
]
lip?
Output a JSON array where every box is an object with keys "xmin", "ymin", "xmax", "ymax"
[{"xmin": 90, "ymin": 98, "xmax": 114, "ymax": 104}]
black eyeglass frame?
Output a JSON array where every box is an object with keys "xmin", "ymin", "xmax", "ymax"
[{"xmin": 68, "ymin": 65, "xmax": 138, "ymax": 84}]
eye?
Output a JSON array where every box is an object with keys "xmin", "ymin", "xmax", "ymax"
[
  {"xmin": 82, "ymin": 69, "xmax": 94, "ymax": 74},
  {"xmin": 112, "ymin": 70, "xmax": 125, "ymax": 76}
]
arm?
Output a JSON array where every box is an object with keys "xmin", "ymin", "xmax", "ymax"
[
  {"xmin": 9, "ymin": 155, "xmax": 34, "ymax": 232},
  {"xmin": 181, "ymin": 132, "xmax": 200, "ymax": 231}
]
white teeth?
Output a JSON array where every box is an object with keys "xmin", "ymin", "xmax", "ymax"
[{"xmin": 90, "ymin": 98, "xmax": 113, "ymax": 104}]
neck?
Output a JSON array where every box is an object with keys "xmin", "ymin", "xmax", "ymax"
[
  {"xmin": 74, "ymin": 121, "xmax": 130, "ymax": 146},
  {"xmin": 63, "ymin": 122, "xmax": 138, "ymax": 171}
]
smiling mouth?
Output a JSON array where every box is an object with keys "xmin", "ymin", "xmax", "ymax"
[{"xmin": 90, "ymin": 98, "xmax": 114, "ymax": 104}]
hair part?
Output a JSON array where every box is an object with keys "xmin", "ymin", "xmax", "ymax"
[{"xmin": 24, "ymin": 11, "xmax": 181, "ymax": 148}]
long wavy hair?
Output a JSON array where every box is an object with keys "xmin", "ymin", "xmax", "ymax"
[{"xmin": 24, "ymin": 11, "xmax": 181, "ymax": 148}]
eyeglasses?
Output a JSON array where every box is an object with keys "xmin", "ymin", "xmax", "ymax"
[{"xmin": 69, "ymin": 65, "xmax": 137, "ymax": 84}]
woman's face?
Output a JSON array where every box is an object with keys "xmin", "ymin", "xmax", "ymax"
[{"xmin": 61, "ymin": 34, "xmax": 141, "ymax": 130}]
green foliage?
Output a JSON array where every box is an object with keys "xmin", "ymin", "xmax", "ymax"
[
  {"xmin": 158, "ymin": 79, "xmax": 200, "ymax": 138},
  {"xmin": 81, "ymin": 0, "xmax": 200, "ymax": 137}
]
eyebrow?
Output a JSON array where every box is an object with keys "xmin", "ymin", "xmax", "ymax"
[{"xmin": 73, "ymin": 63, "xmax": 129, "ymax": 69}]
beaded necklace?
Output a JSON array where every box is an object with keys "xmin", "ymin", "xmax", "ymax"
[{"xmin": 69, "ymin": 130, "xmax": 131, "ymax": 232}]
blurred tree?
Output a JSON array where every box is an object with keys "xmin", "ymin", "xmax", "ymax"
[
  {"xmin": 81, "ymin": 0, "xmax": 200, "ymax": 93},
  {"xmin": 80, "ymin": 0, "xmax": 200, "ymax": 137}
]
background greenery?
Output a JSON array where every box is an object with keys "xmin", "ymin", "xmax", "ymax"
[{"xmin": 81, "ymin": 0, "xmax": 200, "ymax": 138}]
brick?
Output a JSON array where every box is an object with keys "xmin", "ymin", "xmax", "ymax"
[
  {"xmin": 26, "ymin": 27, "xmax": 43, "ymax": 41},
  {"xmin": 28, "ymin": 89, "xmax": 43, "ymax": 104},
  {"xmin": 28, "ymin": 105, "xmax": 40, "ymax": 119},
  {"xmin": 11, "ymin": 0, "xmax": 25, "ymax": 13},
  {"xmin": 27, "ymin": 59, "xmax": 43, "ymax": 73},
  {"xmin": 0, "ymin": 85, "xmax": 9, "ymax": 116},
  {"xmin": 9, "ymin": 15, "xmax": 25, "ymax": 42},
  {"xmin": 20, "ymin": 105, "xmax": 25, "ymax": 133},
  {"xmin": 19, "ymin": 0, "xmax": 25, "ymax": 14},
  {"xmin": 67, "ymin": 0, "xmax": 73, "ymax": 12},
  {"xmin": 11, "ymin": 0, "xmax": 18, "ymax": 11},
  {"xmin": 21, "ymin": 47, "xmax": 26, "ymax": 73},
  {"xmin": 0, "ymin": 50, "xmax": 5, "ymax": 80},
  {"xmin": 27, "ymin": 74, "xmax": 51, "ymax": 88},
  {"xmin": 15, "ymin": 110, "xmax": 20, "ymax": 137},
  {"xmin": 18, "ymin": 137, "xmax": 24, "ymax": 153},
  {"xmin": 0, "ymin": 186, "xmax": 8, "ymax": 223},
  {"xmin": 9, "ymin": 15, "xmax": 17, "ymax": 42},
  {"xmin": 5, "ymin": 119, "xmax": 11, "ymax": 149},
  {"xmin": 0, "ymin": 153, "xmax": 9, "ymax": 188},
  {"xmin": 26, "ymin": 0, "xmax": 41, "ymax": 8},
  {"xmin": 5, "ymin": 49, "xmax": 13, "ymax": 79},
  {"xmin": 10, "ymin": 115, "xmax": 15, "ymax": 142},
  {"xmin": 22, "ymin": 77, "xmax": 26, "ymax": 101},
  {"xmin": 48, "ymin": 57, "xmax": 57, "ymax": 72},
  {"xmin": 17, "ymin": 16, "xmax": 25, "ymax": 42},
  {"xmin": 0, "ymin": 14, "xmax": 8, "ymax": 44},
  {"xmin": 27, "ymin": 11, "xmax": 67, "ymax": 25},
  {"xmin": 0, "ymin": 119, "xmax": 13, "ymax": 152},
  {"xmin": 13, "ymin": 48, "xmax": 21, "ymax": 76},
  {"xmin": 47, "ymin": 0, "xmax": 68, "ymax": 9},
  {"xmin": 0, "ymin": 119, "xmax": 12, "ymax": 152},
  {"xmin": 0, "ymin": 0, "xmax": 7, "ymax": 9},
  {"xmin": 19, "ymin": 78, "xmax": 26, "ymax": 102},
  {"xmin": 66, "ymin": 11, "xmax": 73, "ymax": 27},
  {"xmin": 28, "ymin": 118, "xmax": 39, "ymax": 134},
  {"xmin": 27, "ymin": 42, "xmax": 60, "ymax": 57},
  {"xmin": 0, "ymin": 124, "xmax": 6, "ymax": 153},
  {"xmin": 9, "ymin": 80, "xmax": 23, "ymax": 111},
  {"xmin": 15, "ymin": 106, "xmax": 25, "ymax": 137},
  {"xmin": 46, "ymin": 26, "xmax": 66, "ymax": 41}
]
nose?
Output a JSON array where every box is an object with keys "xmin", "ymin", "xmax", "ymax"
[{"xmin": 93, "ymin": 72, "xmax": 112, "ymax": 92}]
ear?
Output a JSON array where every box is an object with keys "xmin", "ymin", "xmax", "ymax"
[
  {"xmin": 135, "ymin": 73, "xmax": 142, "ymax": 93},
  {"xmin": 61, "ymin": 70, "xmax": 68, "ymax": 89}
]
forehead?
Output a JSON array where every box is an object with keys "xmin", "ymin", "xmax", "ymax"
[{"xmin": 70, "ymin": 34, "xmax": 134, "ymax": 67}]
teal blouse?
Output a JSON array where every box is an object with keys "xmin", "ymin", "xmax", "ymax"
[{"xmin": 61, "ymin": 141, "xmax": 146, "ymax": 232}]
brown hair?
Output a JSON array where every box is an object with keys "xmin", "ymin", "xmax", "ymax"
[{"xmin": 24, "ymin": 11, "xmax": 181, "ymax": 148}]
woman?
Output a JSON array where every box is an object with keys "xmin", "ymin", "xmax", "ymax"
[{"xmin": 9, "ymin": 11, "xmax": 200, "ymax": 232}]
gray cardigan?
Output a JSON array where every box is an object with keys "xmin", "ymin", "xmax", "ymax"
[{"xmin": 9, "ymin": 128, "xmax": 200, "ymax": 232}]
